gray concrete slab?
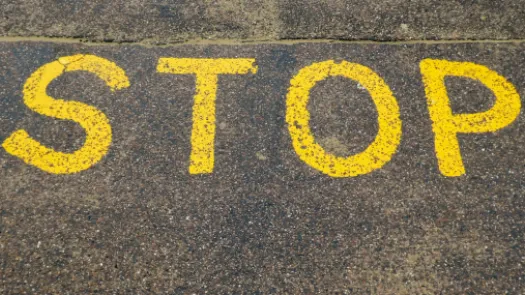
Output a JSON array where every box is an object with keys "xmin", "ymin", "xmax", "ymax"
[
  {"xmin": 1, "ymin": 1, "xmax": 524, "ymax": 43},
  {"xmin": 279, "ymin": 0, "xmax": 525, "ymax": 41},
  {"xmin": 0, "ymin": 41, "xmax": 524, "ymax": 294}
]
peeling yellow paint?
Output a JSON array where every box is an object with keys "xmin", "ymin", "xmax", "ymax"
[
  {"xmin": 157, "ymin": 58, "xmax": 258, "ymax": 174},
  {"xmin": 420, "ymin": 59, "xmax": 521, "ymax": 177},
  {"xmin": 2, "ymin": 54, "xmax": 130, "ymax": 174},
  {"xmin": 286, "ymin": 60, "xmax": 402, "ymax": 177}
]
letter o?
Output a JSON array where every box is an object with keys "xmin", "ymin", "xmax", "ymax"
[{"xmin": 286, "ymin": 60, "xmax": 402, "ymax": 177}]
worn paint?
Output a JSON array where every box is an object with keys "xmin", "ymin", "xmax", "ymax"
[
  {"xmin": 2, "ymin": 54, "xmax": 130, "ymax": 174},
  {"xmin": 157, "ymin": 58, "xmax": 258, "ymax": 174},
  {"xmin": 420, "ymin": 59, "xmax": 521, "ymax": 177},
  {"xmin": 2, "ymin": 54, "xmax": 520, "ymax": 178},
  {"xmin": 286, "ymin": 60, "xmax": 402, "ymax": 177}
]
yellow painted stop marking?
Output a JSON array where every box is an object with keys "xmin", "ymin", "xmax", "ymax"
[{"xmin": 2, "ymin": 54, "xmax": 521, "ymax": 177}]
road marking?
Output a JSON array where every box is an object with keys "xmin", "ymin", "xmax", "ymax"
[
  {"xmin": 286, "ymin": 60, "xmax": 402, "ymax": 177},
  {"xmin": 2, "ymin": 54, "xmax": 130, "ymax": 174},
  {"xmin": 2, "ymin": 54, "xmax": 520, "ymax": 177},
  {"xmin": 157, "ymin": 58, "xmax": 258, "ymax": 174},
  {"xmin": 420, "ymin": 59, "xmax": 521, "ymax": 177}
]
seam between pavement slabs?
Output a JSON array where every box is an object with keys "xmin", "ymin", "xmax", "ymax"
[{"xmin": 0, "ymin": 36, "xmax": 525, "ymax": 47}]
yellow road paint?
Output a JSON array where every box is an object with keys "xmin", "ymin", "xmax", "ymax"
[
  {"xmin": 2, "ymin": 54, "xmax": 130, "ymax": 174},
  {"xmin": 286, "ymin": 60, "xmax": 402, "ymax": 177},
  {"xmin": 420, "ymin": 59, "xmax": 521, "ymax": 177},
  {"xmin": 157, "ymin": 58, "xmax": 258, "ymax": 174},
  {"xmin": 3, "ymin": 54, "xmax": 520, "ymax": 178}
]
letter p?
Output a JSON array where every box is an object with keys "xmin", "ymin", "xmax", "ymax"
[{"xmin": 420, "ymin": 59, "xmax": 521, "ymax": 177}]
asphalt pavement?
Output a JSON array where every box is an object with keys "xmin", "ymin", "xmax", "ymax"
[{"xmin": 1, "ymin": 1, "xmax": 525, "ymax": 294}]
